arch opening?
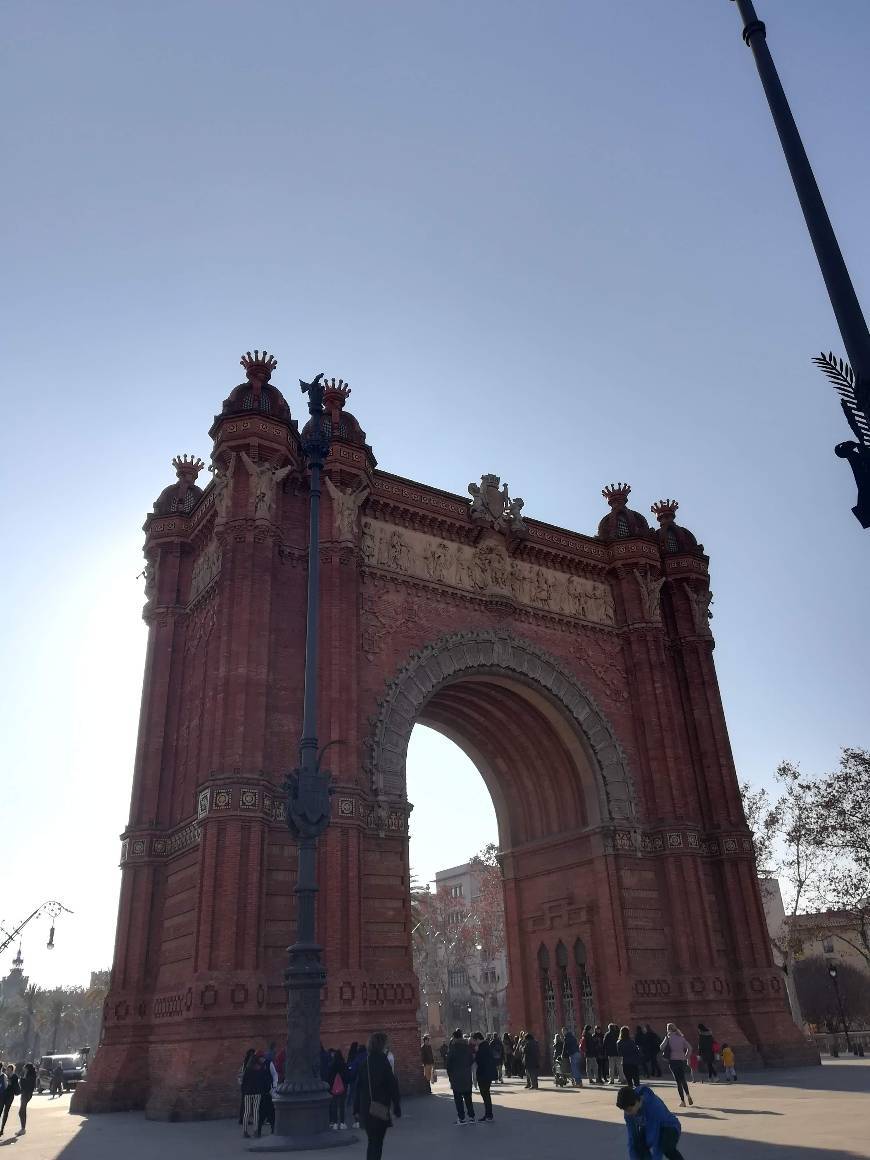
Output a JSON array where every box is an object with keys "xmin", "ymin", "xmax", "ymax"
[{"xmin": 395, "ymin": 631, "xmax": 628, "ymax": 1047}]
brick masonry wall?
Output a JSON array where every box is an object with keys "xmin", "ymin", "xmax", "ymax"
[{"xmin": 73, "ymin": 409, "xmax": 817, "ymax": 1120}]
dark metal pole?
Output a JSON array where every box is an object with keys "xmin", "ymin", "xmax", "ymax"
[
  {"xmin": 731, "ymin": 0, "xmax": 870, "ymax": 378},
  {"xmin": 731, "ymin": 1, "xmax": 870, "ymax": 527},
  {"xmin": 255, "ymin": 373, "xmax": 354, "ymax": 1151}
]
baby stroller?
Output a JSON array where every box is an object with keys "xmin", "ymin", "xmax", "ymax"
[{"xmin": 553, "ymin": 1053, "xmax": 570, "ymax": 1087}]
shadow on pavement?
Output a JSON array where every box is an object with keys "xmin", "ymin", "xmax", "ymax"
[{"xmin": 50, "ymin": 1071, "xmax": 869, "ymax": 1160}]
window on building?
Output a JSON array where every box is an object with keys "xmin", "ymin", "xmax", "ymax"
[
  {"xmin": 449, "ymin": 884, "xmax": 464, "ymax": 899},
  {"xmin": 448, "ymin": 968, "xmax": 468, "ymax": 988},
  {"xmin": 822, "ymin": 938, "xmax": 834, "ymax": 954}
]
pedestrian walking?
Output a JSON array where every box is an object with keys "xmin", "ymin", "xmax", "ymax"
[
  {"xmin": 259, "ymin": 1054, "xmax": 277, "ymax": 1137},
  {"xmin": 594, "ymin": 1025, "xmax": 608, "ymax": 1084},
  {"xmin": 471, "ymin": 1033, "xmax": 496, "ymax": 1120},
  {"xmin": 721, "ymin": 1043, "xmax": 737, "ymax": 1082},
  {"xmin": 660, "ymin": 1025, "xmax": 693, "ymax": 1108},
  {"xmin": 328, "ymin": 1048, "xmax": 349, "ymax": 1130},
  {"xmin": 697, "ymin": 1024, "xmax": 717, "ymax": 1083},
  {"xmin": 561, "ymin": 1026, "xmax": 582, "ymax": 1086},
  {"xmin": 604, "ymin": 1023, "xmax": 622, "ymax": 1084},
  {"xmin": 353, "ymin": 1031, "xmax": 401, "ymax": 1160},
  {"xmin": 616, "ymin": 1084, "xmax": 687, "ymax": 1159},
  {"xmin": 522, "ymin": 1031, "xmax": 541, "ymax": 1090},
  {"xmin": 617, "ymin": 1026, "xmax": 642, "ymax": 1088},
  {"xmin": 420, "ymin": 1035, "xmax": 435, "ymax": 1086},
  {"xmin": 582, "ymin": 1025, "xmax": 600, "ymax": 1084},
  {"xmin": 446, "ymin": 1028, "xmax": 475, "ymax": 1123},
  {"xmin": 241, "ymin": 1053, "xmax": 269, "ymax": 1138},
  {"xmin": 0, "ymin": 1066, "xmax": 19, "ymax": 1137},
  {"xmin": 348, "ymin": 1042, "xmax": 366, "ymax": 1129},
  {"xmin": 490, "ymin": 1033, "xmax": 504, "ymax": 1082},
  {"xmin": 635, "ymin": 1026, "xmax": 650, "ymax": 1078},
  {"xmin": 642, "ymin": 1025, "xmax": 662, "ymax": 1078},
  {"xmin": 501, "ymin": 1033, "xmax": 513, "ymax": 1078},
  {"xmin": 238, "ymin": 1048, "xmax": 255, "ymax": 1124},
  {"xmin": 17, "ymin": 1063, "xmax": 36, "ymax": 1136},
  {"xmin": 51, "ymin": 1063, "xmax": 64, "ymax": 1098}
]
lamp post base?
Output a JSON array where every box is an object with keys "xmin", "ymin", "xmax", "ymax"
[{"xmin": 248, "ymin": 1092, "xmax": 357, "ymax": 1153}]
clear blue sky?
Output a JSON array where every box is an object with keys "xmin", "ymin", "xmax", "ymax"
[{"xmin": 2, "ymin": 0, "xmax": 868, "ymax": 983}]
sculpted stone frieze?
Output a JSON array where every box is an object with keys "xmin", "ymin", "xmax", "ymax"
[
  {"xmin": 189, "ymin": 539, "xmax": 222, "ymax": 603},
  {"xmin": 360, "ymin": 518, "xmax": 615, "ymax": 625}
]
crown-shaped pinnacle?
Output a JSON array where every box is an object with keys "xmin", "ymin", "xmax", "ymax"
[
  {"xmin": 172, "ymin": 454, "xmax": 205, "ymax": 478},
  {"xmin": 323, "ymin": 377, "xmax": 351, "ymax": 423},
  {"xmin": 602, "ymin": 482, "xmax": 631, "ymax": 508},
  {"xmin": 240, "ymin": 350, "xmax": 278, "ymax": 397},
  {"xmin": 651, "ymin": 498, "xmax": 679, "ymax": 524}
]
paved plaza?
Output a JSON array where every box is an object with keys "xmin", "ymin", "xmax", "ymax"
[{"xmin": 7, "ymin": 1060, "xmax": 867, "ymax": 1160}]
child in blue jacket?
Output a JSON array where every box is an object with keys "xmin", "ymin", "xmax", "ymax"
[{"xmin": 616, "ymin": 1084, "xmax": 685, "ymax": 1159}]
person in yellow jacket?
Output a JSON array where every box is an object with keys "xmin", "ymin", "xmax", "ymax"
[{"xmin": 721, "ymin": 1043, "xmax": 737, "ymax": 1082}]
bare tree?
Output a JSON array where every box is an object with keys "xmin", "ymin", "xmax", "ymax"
[
  {"xmin": 807, "ymin": 748, "xmax": 870, "ymax": 969},
  {"xmin": 741, "ymin": 763, "xmax": 825, "ymax": 1027}
]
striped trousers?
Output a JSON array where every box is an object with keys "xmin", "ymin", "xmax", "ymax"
[{"xmin": 242, "ymin": 1094, "xmax": 261, "ymax": 1136}]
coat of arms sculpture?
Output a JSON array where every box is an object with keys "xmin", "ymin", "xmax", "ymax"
[{"xmin": 468, "ymin": 473, "xmax": 527, "ymax": 536}]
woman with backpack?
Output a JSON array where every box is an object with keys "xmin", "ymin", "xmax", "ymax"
[{"xmin": 328, "ymin": 1048, "xmax": 349, "ymax": 1130}]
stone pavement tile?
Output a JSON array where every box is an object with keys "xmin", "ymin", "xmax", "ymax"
[{"xmin": 10, "ymin": 1062, "xmax": 868, "ymax": 1160}]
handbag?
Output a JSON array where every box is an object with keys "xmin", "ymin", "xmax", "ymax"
[
  {"xmin": 331, "ymin": 1073, "xmax": 345, "ymax": 1096},
  {"xmin": 367, "ymin": 1059, "xmax": 391, "ymax": 1123}
]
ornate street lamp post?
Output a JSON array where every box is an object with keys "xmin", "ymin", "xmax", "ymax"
[
  {"xmin": 253, "ymin": 372, "xmax": 353, "ymax": 1151},
  {"xmin": 826, "ymin": 963, "xmax": 852, "ymax": 1054},
  {"xmin": 729, "ymin": 0, "xmax": 870, "ymax": 527}
]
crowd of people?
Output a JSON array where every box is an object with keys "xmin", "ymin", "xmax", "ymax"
[
  {"xmin": 235, "ymin": 1018, "xmax": 735, "ymax": 1158},
  {"xmin": 236, "ymin": 1033, "xmax": 401, "ymax": 1160},
  {"xmin": 418, "ymin": 1020, "xmax": 738, "ymax": 1158}
]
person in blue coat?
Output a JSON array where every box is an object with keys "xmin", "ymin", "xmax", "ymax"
[{"xmin": 616, "ymin": 1085, "xmax": 685, "ymax": 1159}]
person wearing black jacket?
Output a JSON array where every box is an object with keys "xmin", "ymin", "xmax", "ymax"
[
  {"xmin": 353, "ymin": 1032, "xmax": 401, "ymax": 1160},
  {"xmin": 643, "ymin": 1025, "xmax": 662, "ymax": 1078},
  {"xmin": 603, "ymin": 1023, "xmax": 622, "ymax": 1084},
  {"xmin": 0, "ymin": 1066, "xmax": 19, "ymax": 1136},
  {"xmin": 561, "ymin": 1028, "xmax": 582, "ymax": 1087},
  {"xmin": 18, "ymin": 1063, "xmax": 36, "ymax": 1135},
  {"xmin": 240, "ymin": 1054, "xmax": 270, "ymax": 1139},
  {"xmin": 697, "ymin": 1023, "xmax": 718, "ymax": 1082},
  {"xmin": 471, "ymin": 1033, "xmax": 497, "ymax": 1120},
  {"xmin": 521, "ymin": 1032, "xmax": 541, "ymax": 1090},
  {"xmin": 446, "ymin": 1029, "xmax": 475, "ymax": 1123},
  {"xmin": 617, "ymin": 1026, "xmax": 643, "ymax": 1088}
]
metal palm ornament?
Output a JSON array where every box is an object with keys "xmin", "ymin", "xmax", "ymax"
[{"xmin": 812, "ymin": 352, "xmax": 870, "ymax": 528}]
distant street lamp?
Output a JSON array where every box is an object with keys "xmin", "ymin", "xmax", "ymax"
[
  {"xmin": 729, "ymin": 0, "xmax": 870, "ymax": 527},
  {"xmin": 826, "ymin": 963, "xmax": 852, "ymax": 1053}
]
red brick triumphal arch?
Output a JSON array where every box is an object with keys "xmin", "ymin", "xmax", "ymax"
[{"xmin": 75, "ymin": 352, "xmax": 814, "ymax": 1120}]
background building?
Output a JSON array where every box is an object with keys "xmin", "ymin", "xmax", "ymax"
[{"xmin": 414, "ymin": 861, "xmax": 508, "ymax": 1039}]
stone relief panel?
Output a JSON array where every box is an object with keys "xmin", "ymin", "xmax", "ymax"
[
  {"xmin": 189, "ymin": 539, "xmax": 222, "ymax": 604},
  {"xmin": 360, "ymin": 519, "xmax": 615, "ymax": 626}
]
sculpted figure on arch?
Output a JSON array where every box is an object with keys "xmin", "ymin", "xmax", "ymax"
[
  {"xmin": 239, "ymin": 451, "xmax": 292, "ymax": 519},
  {"xmin": 324, "ymin": 475, "xmax": 369, "ymax": 541}
]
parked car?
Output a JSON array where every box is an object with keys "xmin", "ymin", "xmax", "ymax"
[{"xmin": 38, "ymin": 1053, "xmax": 87, "ymax": 1092}]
